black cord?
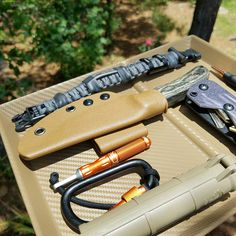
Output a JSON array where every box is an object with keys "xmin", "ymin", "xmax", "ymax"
[
  {"xmin": 58, "ymin": 159, "xmax": 159, "ymax": 233},
  {"xmin": 13, "ymin": 48, "xmax": 201, "ymax": 132},
  {"xmin": 50, "ymin": 172, "xmax": 114, "ymax": 210}
]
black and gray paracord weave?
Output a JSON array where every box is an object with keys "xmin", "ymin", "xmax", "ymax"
[{"xmin": 12, "ymin": 47, "xmax": 201, "ymax": 132}]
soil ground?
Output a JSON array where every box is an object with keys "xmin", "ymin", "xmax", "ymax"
[{"xmin": 98, "ymin": 1, "xmax": 236, "ymax": 68}]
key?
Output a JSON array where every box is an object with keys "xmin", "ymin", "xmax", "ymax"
[
  {"xmin": 229, "ymin": 126, "xmax": 236, "ymax": 134},
  {"xmin": 215, "ymin": 109, "xmax": 230, "ymax": 123},
  {"xmin": 208, "ymin": 109, "xmax": 225, "ymax": 129}
]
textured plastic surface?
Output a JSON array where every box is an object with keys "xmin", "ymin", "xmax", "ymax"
[
  {"xmin": 1, "ymin": 36, "xmax": 236, "ymax": 236},
  {"xmin": 94, "ymin": 123, "xmax": 148, "ymax": 154}
]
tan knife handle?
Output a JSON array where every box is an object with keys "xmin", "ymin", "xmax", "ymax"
[{"xmin": 19, "ymin": 90, "xmax": 168, "ymax": 160}]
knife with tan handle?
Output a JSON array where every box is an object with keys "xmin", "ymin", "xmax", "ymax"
[{"xmin": 18, "ymin": 66, "xmax": 209, "ymax": 160}]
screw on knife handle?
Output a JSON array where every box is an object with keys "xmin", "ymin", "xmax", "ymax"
[
  {"xmin": 52, "ymin": 137, "xmax": 151, "ymax": 190},
  {"xmin": 212, "ymin": 66, "xmax": 236, "ymax": 89}
]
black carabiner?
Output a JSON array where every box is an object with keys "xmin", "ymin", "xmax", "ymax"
[{"xmin": 56, "ymin": 159, "xmax": 159, "ymax": 233}]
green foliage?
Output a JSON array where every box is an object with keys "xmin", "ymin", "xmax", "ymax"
[
  {"xmin": 0, "ymin": 144, "xmax": 34, "ymax": 235},
  {"xmin": 0, "ymin": 136, "xmax": 14, "ymax": 180},
  {"xmin": 0, "ymin": 149, "xmax": 34, "ymax": 235},
  {"xmin": 140, "ymin": 0, "xmax": 175, "ymax": 33},
  {"xmin": 152, "ymin": 10, "xmax": 175, "ymax": 33},
  {"xmin": 6, "ymin": 213, "xmax": 34, "ymax": 236},
  {"xmin": 135, "ymin": 0, "xmax": 169, "ymax": 9},
  {"xmin": 134, "ymin": 0, "xmax": 175, "ymax": 41},
  {"xmin": 215, "ymin": 0, "xmax": 236, "ymax": 37},
  {"xmin": 138, "ymin": 35, "xmax": 165, "ymax": 52},
  {"xmin": 0, "ymin": 77, "xmax": 33, "ymax": 102},
  {"xmin": 175, "ymin": 0, "xmax": 196, "ymax": 5},
  {"xmin": 0, "ymin": 0, "xmax": 117, "ymax": 81},
  {"xmin": 222, "ymin": 0, "xmax": 236, "ymax": 9},
  {"xmin": 0, "ymin": 154, "xmax": 14, "ymax": 179},
  {"xmin": 0, "ymin": 207, "xmax": 34, "ymax": 236}
]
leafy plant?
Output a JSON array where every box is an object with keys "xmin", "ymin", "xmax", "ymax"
[
  {"xmin": 0, "ymin": 77, "xmax": 33, "ymax": 103},
  {"xmin": 0, "ymin": 154, "xmax": 14, "ymax": 180},
  {"xmin": 138, "ymin": 35, "xmax": 165, "ymax": 52},
  {"xmin": 134, "ymin": 0, "xmax": 175, "ymax": 40},
  {"xmin": 6, "ymin": 213, "xmax": 34, "ymax": 236},
  {"xmin": 0, "ymin": 200, "xmax": 34, "ymax": 236},
  {"xmin": 152, "ymin": 10, "xmax": 175, "ymax": 33},
  {"xmin": 0, "ymin": 0, "xmax": 118, "ymax": 81},
  {"xmin": 134, "ymin": 0, "xmax": 169, "ymax": 9}
]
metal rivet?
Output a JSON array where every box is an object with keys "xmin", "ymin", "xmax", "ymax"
[
  {"xmin": 66, "ymin": 106, "xmax": 76, "ymax": 112},
  {"xmin": 83, "ymin": 99, "xmax": 93, "ymax": 106},
  {"xmin": 190, "ymin": 92, "xmax": 198, "ymax": 97},
  {"xmin": 34, "ymin": 127, "xmax": 46, "ymax": 136},
  {"xmin": 186, "ymin": 99, "xmax": 192, "ymax": 105},
  {"xmin": 100, "ymin": 93, "xmax": 110, "ymax": 100},
  {"xmin": 199, "ymin": 84, "xmax": 208, "ymax": 91},
  {"xmin": 223, "ymin": 103, "xmax": 234, "ymax": 111}
]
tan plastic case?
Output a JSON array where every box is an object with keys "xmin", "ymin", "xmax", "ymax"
[{"xmin": 0, "ymin": 35, "xmax": 236, "ymax": 236}]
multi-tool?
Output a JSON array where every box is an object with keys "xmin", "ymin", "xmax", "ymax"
[{"xmin": 186, "ymin": 79, "xmax": 236, "ymax": 143}]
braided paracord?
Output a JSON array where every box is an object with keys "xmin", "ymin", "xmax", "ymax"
[{"xmin": 12, "ymin": 47, "xmax": 201, "ymax": 131}]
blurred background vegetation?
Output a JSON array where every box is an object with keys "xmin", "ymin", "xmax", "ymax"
[{"xmin": 0, "ymin": 0, "xmax": 235, "ymax": 235}]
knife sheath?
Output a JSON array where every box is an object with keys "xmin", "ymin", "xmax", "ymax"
[
  {"xmin": 18, "ymin": 90, "xmax": 168, "ymax": 160},
  {"xmin": 94, "ymin": 123, "xmax": 148, "ymax": 154}
]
